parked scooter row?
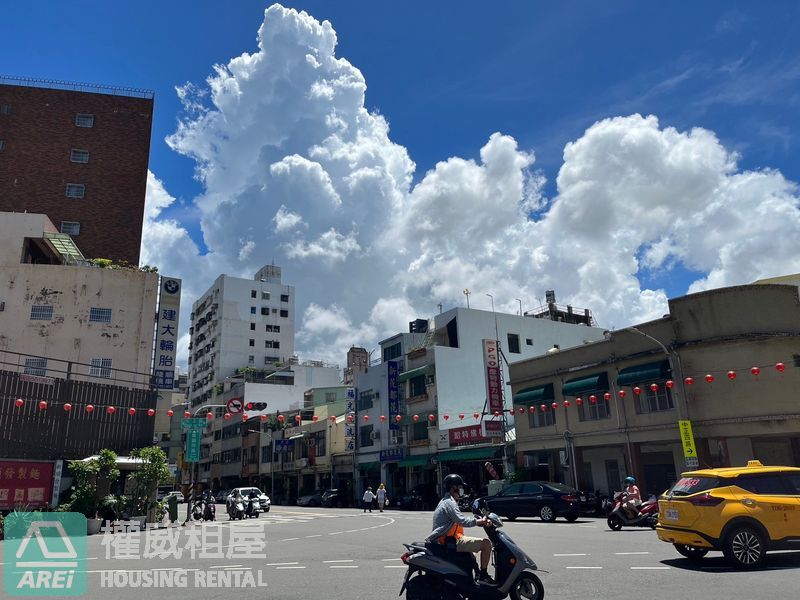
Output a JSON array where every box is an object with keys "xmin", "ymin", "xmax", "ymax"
[
  {"xmin": 226, "ymin": 490, "xmax": 261, "ymax": 520},
  {"xmin": 190, "ymin": 490, "xmax": 216, "ymax": 522}
]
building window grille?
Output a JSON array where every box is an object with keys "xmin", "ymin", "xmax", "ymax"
[
  {"xmin": 65, "ymin": 183, "xmax": 85, "ymax": 198},
  {"xmin": 635, "ymin": 384, "xmax": 674, "ymax": 414},
  {"xmin": 23, "ymin": 357, "xmax": 47, "ymax": 376},
  {"xmin": 90, "ymin": 358, "xmax": 113, "ymax": 378},
  {"xmin": 262, "ymin": 292, "xmax": 270, "ymax": 300},
  {"xmin": 250, "ymin": 306, "xmax": 256, "ymax": 314},
  {"xmin": 89, "ymin": 307, "xmax": 112, "ymax": 323},
  {"xmin": 60, "ymin": 221, "xmax": 81, "ymax": 235},
  {"xmin": 528, "ymin": 408, "xmax": 555, "ymax": 428},
  {"xmin": 70, "ymin": 149, "xmax": 90, "ymax": 163},
  {"xmin": 507, "ymin": 333, "xmax": 521, "ymax": 354},
  {"xmin": 578, "ymin": 394, "xmax": 612, "ymax": 421},
  {"xmin": 75, "ymin": 113, "xmax": 94, "ymax": 127},
  {"xmin": 30, "ymin": 305, "xmax": 53, "ymax": 321},
  {"xmin": 280, "ymin": 310, "xmax": 289, "ymax": 318},
  {"xmin": 280, "ymin": 294, "xmax": 289, "ymax": 302},
  {"xmin": 251, "ymin": 290, "xmax": 257, "ymax": 298}
]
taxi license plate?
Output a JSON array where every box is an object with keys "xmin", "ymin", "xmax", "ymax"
[{"xmin": 665, "ymin": 508, "xmax": 679, "ymax": 521}]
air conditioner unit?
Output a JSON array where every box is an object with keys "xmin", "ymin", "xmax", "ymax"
[{"xmin": 370, "ymin": 431, "xmax": 381, "ymax": 440}]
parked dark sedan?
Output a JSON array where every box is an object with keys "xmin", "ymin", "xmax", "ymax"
[
  {"xmin": 320, "ymin": 489, "xmax": 342, "ymax": 508},
  {"xmin": 480, "ymin": 481, "xmax": 582, "ymax": 522},
  {"xmin": 396, "ymin": 484, "xmax": 440, "ymax": 511}
]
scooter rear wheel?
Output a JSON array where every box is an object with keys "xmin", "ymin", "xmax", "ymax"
[
  {"xmin": 607, "ymin": 515, "xmax": 623, "ymax": 531},
  {"xmin": 509, "ymin": 572, "xmax": 544, "ymax": 600},
  {"xmin": 405, "ymin": 574, "xmax": 444, "ymax": 600}
]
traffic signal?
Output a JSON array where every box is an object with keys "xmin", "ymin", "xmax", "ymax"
[{"xmin": 246, "ymin": 402, "xmax": 267, "ymax": 411}]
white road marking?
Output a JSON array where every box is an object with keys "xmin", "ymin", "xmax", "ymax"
[
  {"xmin": 631, "ymin": 566, "xmax": 670, "ymax": 570},
  {"xmin": 554, "ymin": 553, "xmax": 589, "ymax": 557},
  {"xmin": 306, "ymin": 534, "xmax": 322, "ymax": 538},
  {"xmin": 210, "ymin": 564, "xmax": 243, "ymax": 569},
  {"xmin": 382, "ymin": 558, "xmax": 401, "ymax": 561},
  {"xmin": 330, "ymin": 565, "xmax": 359, "ymax": 569},
  {"xmin": 281, "ymin": 537, "xmax": 299, "ymax": 541},
  {"xmin": 324, "ymin": 560, "xmax": 354, "ymax": 563},
  {"xmin": 329, "ymin": 531, "xmax": 343, "ymax": 535},
  {"xmin": 277, "ymin": 566, "xmax": 306, "ymax": 570},
  {"xmin": 566, "ymin": 566, "xmax": 603, "ymax": 569},
  {"xmin": 615, "ymin": 552, "xmax": 651, "ymax": 555},
  {"xmin": 267, "ymin": 562, "xmax": 299, "ymax": 566}
]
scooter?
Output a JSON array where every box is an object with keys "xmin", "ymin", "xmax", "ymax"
[
  {"xmin": 202, "ymin": 491, "xmax": 216, "ymax": 521},
  {"xmin": 190, "ymin": 493, "xmax": 205, "ymax": 521},
  {"xmin": 606, "ymin": 492, "xmax": 658, "ymax": 530},
  {"xmin": 245, "ymin": 493, "xmax": 261, "ymax": 518},
  {"xmin": 227, "ymin": 494, "xmax": 245, "ymax": 520},
  {"xmin": 399, "ymin": 507, "xmax": 544, "ymax": 600}
]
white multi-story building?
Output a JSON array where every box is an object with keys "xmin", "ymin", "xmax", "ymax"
[{"xmin": 188, "ymin": 265, "xmax": 296, "ymax": 408}]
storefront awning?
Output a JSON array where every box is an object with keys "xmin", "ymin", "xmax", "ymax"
[
  {"xmin": 398, "ymin": 455, "xmax": 432, "ymax": 467},
  {"xmin": 562, "ymin": 372, "xmax": 609, "ymax": 396},
  {"xmin": 439, "ymin": 447, "xmax": 500, "ymax": 463},
  {"xmin": 513, "ymin": 384, "xmax": 554, "ymax": 405},
  {"xmin": 616, "ymin": 360, "xmax": 670, "ymax": 386},
  {"xmin": 398, "ymin": 364, "xmax": 434, "ymax": 382}
]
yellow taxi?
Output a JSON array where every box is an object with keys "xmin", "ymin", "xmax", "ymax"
[{"xmin": 657, "ymin": 460, "xmax": 800, "ymax": 569}]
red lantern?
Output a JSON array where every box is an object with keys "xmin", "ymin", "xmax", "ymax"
[
  {"xmin": 86, "ymin": 404, "xmax": 95, "ymax": 413},
  {"xmin": 517, "ymin": 407, "xmax": 525, "ymax": 415},
  {"xmin": 528, "ymin": 406, "xmax": 536, "ymax": 413},
  {"xmin": 727, "ymin": 370, "xmax": 736, "ymax": 380},
  {"xmin": 379, "ymin": 415, "xmax": 386, "ymax": 422},
  {"xmin": 14, "ymin": 398, "xmax": 24, "ymax": 408},
  {"xmin": 618, "ymin": 390, "xmax": 626, "ymax": 399},
  {"xmin": 666, "ymin": 380, "xmax": 674, "ymax": 389},
  {"xmin": 603, "ymin": 392, "xmax": 611, "ymax": 401},
  {"xmin": 508, "ymin": 408, "xmax": 515, "ymax": 416},
  {"xmin": 128, "ymin": 408, "xmax": 136, "ymax": 416},
  {"xmin": 278, "ymin": 415, "xmax": 285, "ymax": 423},
  {"xmin": 206, "ymin": 412, "xmax": 214, "ymax": 420},
  {"xmin": 473, "ymin": 412, "xmax": 480, "ymax": 420},
  {"xmin": 346, "ymin": 414, "xmax": 354, "ymax": 423},
  {"xmin": 776, "ymin": 362, "xmax": 786, "ymax": 373},
  {"xmin": 443, "ymin": 414, "xmax": 449, "ymax": 421},
  {"xmin": 540, "ymin": 404, "xmax": 547, "ymax": 412},
  {"xmin": 413, "ymin": 414, "xmax": 420, "ymax": 422},
  {"xmin": 38, "ymin": 401, "xmax": 47, "ymax": 410},
  {"xmin": 589, "ymin": 395, "xmax": 597, "ymax": 404},
  {"xmin": 551, "ymin": 402, "xmax": 558, "ymax": 410},
  {"xmin": 750, "ymin": 366, "xmax": 761, "ymax": 376},
  {"xmin": 363, "ymin": 415, "xmax": 370, "ymax": 422},
  {"xmin": 184, "ymin": 411, "xmax": 191, "ymax": 418},
  {"xmin": 395, "ymin": 415, "xmax": 402, "ymax": 423},
  {"xmin": 684, "ymin": 377, "xmax": 694, "ymax": 386},
  {"xmin": 63, "ymin": 403, "xmax": 72, "ymax": 412},
  {"xmin": 147, "ymin": 408, "xmax": 155, "ymax": 417},
  {"xmin": 563, "ymin": 400, "xmax": 571, "ymax": 408},
  {"xmin": 295, "ymin": 415, "xmax": 302, "ymax": 423},
  {"xmin": 107, "ymin": 406, "xmax": 116, "ymax": 415},
  {"xmin": 261, "ymin": 415, "xmax": 268, "ymax": 422},
  {"xmin": 458, "ymin": 413, "xmax": 465, "ymax": 421},
  {"xmin": 493, "ymin": 410, "xmax": 500, "ymax": 417},
  {"xmin": 705, "ymin": 374, "xmax": 714, "ymax": 383},
  {"xmin": 313, "ymin": 415, "xmax": 319, "ymax": 422},
  {"xmin": 576, "ymin": 397, "xmax": 583, "ymax": 406},
  {"xmin": 242, "ymin": 414, "xmax": 249, "ymax": 421},
  {"xmin": 331, "ymin": 416, "xmax": 338, "ymax": 423},
  {"xmin": 428, "ymin": 414, "xmax": 435, "ymax": 422},
  {"xmin": 633, "ymin": 386, "xmax": 642, "ymax": 396},
  {"xmin": 224, "ymin": 413, "xmax": 232, "ymax": 420},
  {"xmin": 167, "ymin": 409, "xmax": 174, "ymax": 417},
  {"xmin": 650, "ymin": 383, "xmax": 659, "ymax": 392}
]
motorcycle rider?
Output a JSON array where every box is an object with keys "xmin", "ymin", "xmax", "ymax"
[
  {"xmin": 425, "ymin": 474, "xmax": 495, "ymax": 584},
  {"xmin": 622, "ymin": 476, "xmax": 641, "ymax": 519}
]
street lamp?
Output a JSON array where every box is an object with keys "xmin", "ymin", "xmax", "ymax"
[
  {"xmin": 627, "ymin": 326, "xmax": 689, "ymax": 420},
  {"xmin": 463, "ymin": 288, "xmax": 471, "ymax": 308},
  {"xmin": 515, "ymin": 298, "xmax": 522, "ymax": 316}
]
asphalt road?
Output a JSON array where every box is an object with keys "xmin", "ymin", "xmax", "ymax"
[{"xmin": 3, "ymin": 505, "xmax": 800, "ymax": 599}]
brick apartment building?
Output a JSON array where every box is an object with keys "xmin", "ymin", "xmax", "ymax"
[{"xmin": 0, "ymin": 76, "xmax": 154, "ymax": 265}]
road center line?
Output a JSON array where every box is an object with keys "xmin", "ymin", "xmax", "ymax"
[
  {"xmin": 305, "ymin": 534, "xmax": 322, "ymax": 538},
  {"xmin": 554, "ymin": 553, "xmax": 589, "ymax": 557},
  {"xmin": 566, "ymin": 566, "xmax": 603, "ymax": 569},
  {"xmin": 324, "ymin": 560, "xmax": 354, "ymax": 563},
  {"xmin": 631, "ymin": 566, "xmax": 670, "ymax": 570},
  {"xmin": 615, "ymin": 552, "xmax": 651, "ymax": 555},
  {"xmin": 210, "ymin": 564, "xmax": 242, "ymax": 569},
  {"xmin": 267, "ymin": 562, "xmax": 298, "ymax": 566},
  {"xmin": 330, "ymin": 565, "xmax": 359, "ymax": 569},
  {"xmin": 276, "ymin": 566, "xmax": 306, "ymax": 570},
  {"xmin": 381, "ymin": 558, "xmax": 400, "ymax": 561},
  {"xmin": 281, "ymin": 538, "xmax": 299, "ymax": 541}
]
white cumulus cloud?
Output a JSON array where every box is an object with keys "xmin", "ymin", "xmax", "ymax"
[{"xmin": 142, "ymin": 4, "xmax": 800, "ymax": 368}]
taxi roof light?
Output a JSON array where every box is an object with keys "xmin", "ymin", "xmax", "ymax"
[{"xmin": 746, "ymin": 460, "xmax": 764, "ymax": 468}]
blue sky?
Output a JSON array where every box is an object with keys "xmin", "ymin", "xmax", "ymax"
[{"xmin": 4, "ymin": 2, "xmax": 800, "ymax": 359}]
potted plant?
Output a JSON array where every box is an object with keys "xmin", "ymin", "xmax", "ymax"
[
  {"xmin": 127, "ymin": 446, "xmax": 171, "ymax": 526},
  {"xmin": 60, "ymin": 459, "xmax": 101, "ymax": 533}
]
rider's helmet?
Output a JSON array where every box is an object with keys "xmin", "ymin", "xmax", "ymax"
[
  {"xmin": 624, "ymin": 476, "xmax": 636, "ymax": 485},
  {"xmin": 443, "ymin": 473, "xmax": 466, "ymax": 495}
]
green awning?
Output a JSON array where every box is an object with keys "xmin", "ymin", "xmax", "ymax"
[
  {"xmin": 562, "ymin": 372, "xmax": 609, "ymax": 396},
  {"xmin": 398, "ymin": 364, "xmax": 434, "ymax": 382},
  {"xmin": 359, "ymin": 462, "xmax": 380, "ymax": 472},
  {"xmin": 398, "ymin": 455, "xmax": 432, "ymax": 467},
  {"xmin": 617, "ymin": 361, "xmax": 670, "ymax": 387},
  {"xmin": 439, "ymin": 447, "xmax": 501, "ymax": 463},
  {"xmin": 513, "ymin": 384, "xmax": 554, "ymax": 405}
]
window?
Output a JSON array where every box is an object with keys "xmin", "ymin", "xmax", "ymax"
[
  {"xmin": 75, "ymin": 113, "xmax": 94, "ymax": 127},
  {"xmin": 248, "ymin": 355, "xmax": 255, "ymax": 364},
  {"xmin": 735, "ymin": 475, "xmax": 792, "ymax": 495},
  {"xmin": 280, "ymin": 294, "xmax": 289, "ymax": 302},
  {"xmin": 280, "ymin": 310, "xmax": 289, "ymax": 318},
  {"xmin": 359, "ymin": 424, "xmax": 374, "ymax": 448},
  {"xmin": 636, "ymin": 384, "xmax": 674, "ymax": 414},
  {"xmin": 409, "ymin": 375, "xmax": 426, "ymax": 397},
  {"xmin": 0, "ymin": 140, "xmax": 5, "ymax": 151},
  {"xmin": 23, "ymin": 357, "xmax": 47, "ymax": 376},
  {"xmin": 501, "ymin": 483, "xmax": 525, "ymax": 496},
  {"xmin": 667, "ymin": 477, "xmax": 721, "ymax": 497},
  {"xmin": 1, "ymin": 105, "xmax": 11, "ymax": 115},
  {"xmin": 29, "ymin": 305, "xmax": 53, "ymax": 321},
  {"xmin": 60, "ymin": 221, "xmax": 80, "ymax": 235},
  {"xmin": 411, "ymin": 422, "xmax": 428, "ymax": 441},
  {"xmin": 528, "ymin": 407, "xmax": 556, "ymax": 428},
  {"xmin": 325, "ymin": 392, "xmax": 337, "ymax": 403},
  {"xmin": 507, "ymin": 333, "xmax": 521, "ymax": 354},
  {"xmin": 261, "ymin": 307, "xmax": 269, "ymax": 316},
  {"xmin": 579, "ymin": 393, "xmax": 611, "ymax": 421},
  {"xmin": 89, "ymin": 307, "xmax": 112, "ymax": 323},
  {"xmin": 249, "ymin": 339, "xmax": 255, "ymax": 347},
  {"xmin": 383, "ymin": 343, "xmax": 402, "ymax": 362},
  {"xmin": 250, "ymin": 323, "xmax": 255, "ymax": 331},
  {"xmin": 90, "ymin": 358, "xmax": 112, "ymax": 378},
  {"xmin": 70, "ymin": 149, "xmax": 90, "ymax": 163},
  {"xmin": 65, "ymin": 183, "xmax": 85, "ymax": 198},
  {"xmin": 358, "ymin": 390, "xmax": 375, "ymax": 411},
  {"xmin": 250, "ymin": 306, "xmax": 256, "ymax": 314},
  {"xmin": 261, "ymin": 292, "xmax": 270, "ymax": 300},
  {"xmin": 265, "ymin": 340, "xmax": 272, "ymax": 348},
  {"xmin": 273, "ymin": 325, "xmax": 280, "ymax": 333},
  {"xmin": 265, "ymin": 356, "xmax": 280, "ymax": 364},
  {"xmin": 272, "ymin": 341, "xmax": 279, "ymax": 349},
  {"xmin": 526, "ymin": 338, "xmax": 533, "ymax": 346},
  {"xmin": 262, "ymin": 446, "xmax": 272, "ymax": 464},
  {"xmin": 272, "ymin": 308, "xmax": 278, "ymax": 314},
  {"xmin": 251, "ymin": 290, "xmax": 257, "ymax": 298},
  {"xmin": 523, "ymin": 483, "xmax": 544, "ymax": 494}
]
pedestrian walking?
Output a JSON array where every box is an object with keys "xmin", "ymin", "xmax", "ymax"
[
  {"xmin": 376, "ymin": 483, "xmax": 388, "ymax": 512},
  {"xmin": 362, "ymin": 487, "xmax": 375, "ymax": 513}
]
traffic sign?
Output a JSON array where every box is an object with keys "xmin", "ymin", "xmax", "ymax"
[
  {"xmin": 181, "ymin": 417, "xmax": 206, "ymax": 430},
  {"xmin": 186, "ymin": 429, "xmax": 201, "ymax": 462},
  {"xmin": 678, "ymin": 420, "xmax": 698, "ymax": 459},
  {"xmin": 227, "ymin": 397, "xmax": 244, "ymax": 414}
]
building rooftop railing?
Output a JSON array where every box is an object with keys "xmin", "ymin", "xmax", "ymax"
[{"xmin": 0, "ymin": 74, "xmax": 154, "ymax": 100}]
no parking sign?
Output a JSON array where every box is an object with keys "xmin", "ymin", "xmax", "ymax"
[{"xmin": 227, "ymin": 397, "xmax": 244, "ymax": 414}]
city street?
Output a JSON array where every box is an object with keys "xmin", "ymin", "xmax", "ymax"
[{"xmin": 4, "ymin": 505, "xmax": 800, "ymax": 599}]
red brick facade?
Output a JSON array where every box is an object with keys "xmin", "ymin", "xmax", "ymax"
[{"xmin": 0, "ymin": 83, "xmax": 153, "ymax": 264}]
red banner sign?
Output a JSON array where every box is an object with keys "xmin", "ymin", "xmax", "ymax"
[
  {"xmin": 483, "ymin": 339, "xmax": 503, "ymax": 413},
  {"xmin": 449, "ymin": 424, "xmax": 487, "ymax": 446},
  {"xmin": 0, "ymin": 461, "xmax": 54, "ymax": 509}
]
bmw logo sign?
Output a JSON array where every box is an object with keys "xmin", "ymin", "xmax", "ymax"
[{"xmin": 164, "ymin": 279, "xmax": 180, "ymax": 294}]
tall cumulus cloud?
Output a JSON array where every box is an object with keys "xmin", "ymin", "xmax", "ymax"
[{"xmin": 144, "ymin": 4, "xmax": 800, "ymax": 367}]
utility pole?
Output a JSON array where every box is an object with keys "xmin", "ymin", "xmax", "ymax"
[
  {"xmin": 463, "ymin": 288, "xmax": 471, "ymax": 308},
  {"xmin": 515, "ymin": 298, "xmax": 522, "ymax": 316}
]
